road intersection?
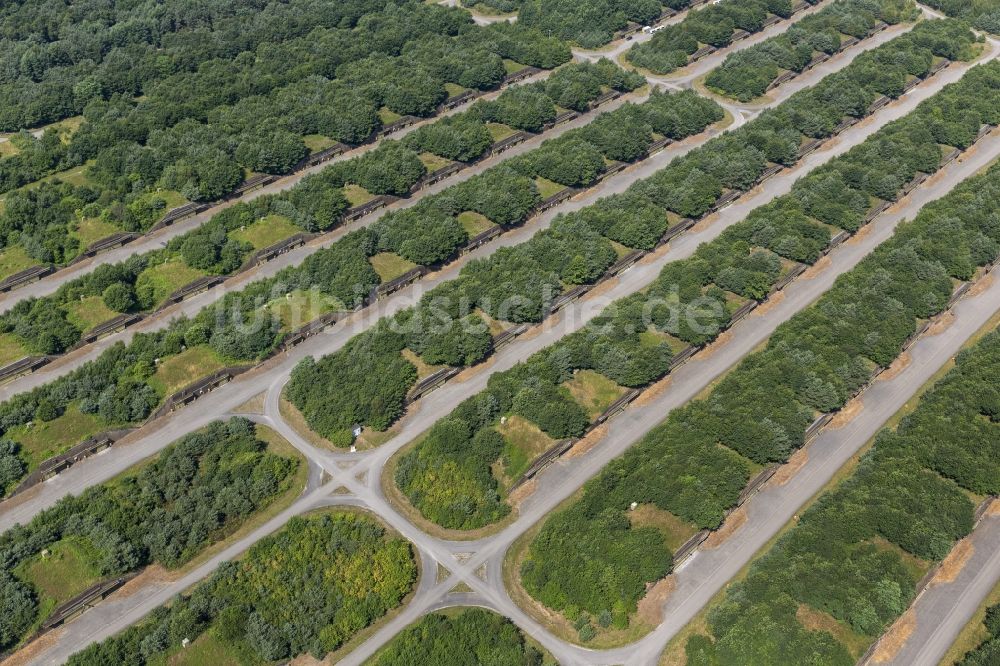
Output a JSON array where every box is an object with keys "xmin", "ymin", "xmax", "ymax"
[
  {"xmin": 16, "ymin": 114, "xmax": 1000, "ymax": 666},
  {"xmin": 3, "ymin": 8, "xmax": 998, "ymax": 665}
]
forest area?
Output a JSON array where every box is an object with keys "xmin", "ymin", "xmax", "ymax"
[
  {"xmin": 512, "ymin": 65, "xmax": 1000, "ymax": 642},
  {"xmin": 293, "ymin": 19, "xmax": 977, "ymax": 456},
  {"xmin": 371, "ymin": 608, "xmax": 552, "ymax": 665},
  {"xmin": 705, "ymin": 0, "xmax": 919, "ymax": 101},
  {"xmin": 0, "ymin": 58, "xmax": 642, "ymax": 359},
  {"xmin": 0, "ymin": 68, "xmax": 724, "ymax": 495},
  {"xmin": 627, "ymin": 0, "xmax": 823, "ymax": 74},
  {"xmin": 3, "ymin": 0, "xmax": 1000, "ymax": 663},
  {"xmin": 0, "ymin": 0, "xmax": 568, "ymax": 267}
]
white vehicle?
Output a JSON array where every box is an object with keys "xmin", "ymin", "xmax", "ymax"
[{"xmin": 642, "ymin": 24, "xmax": 666, "ymax": 34}]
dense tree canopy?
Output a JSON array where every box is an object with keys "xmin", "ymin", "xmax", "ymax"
[
  {"xmin": 391, "ymin": 22, "xmax": 989, "ymax": 535},
  {"xmin": 0, "ymin": 60, "xmax": 647, "ymax": 359},
  {"xmin": 518, "ymin": 0, "xmax": 668, "ymax": 49},
  {"xmin": 0, "ymin": 21, "xmax": 980, "ymax": 501},
  {"xmin": 922, "ymin": 0, "xmax": 1000, "ymax": 34},
  {"xmin": 690, "ymin": 324, "xmax": 1000, "ymax": 664},
  {"xmin": 628, "ymin": 0, "xmax": 818, "ymax": 74},
  {"xmin": 0, "ymin": 0, "xmax": 573, "ymax": 267}
]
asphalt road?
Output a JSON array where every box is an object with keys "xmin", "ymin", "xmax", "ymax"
[
  {"xmin": 881, "ymin": 510, "xmax": 1000, "ymax": 666},
  {"xmin": 16, "ymin": 112, "xmax": 1000, "ymax": 666}
]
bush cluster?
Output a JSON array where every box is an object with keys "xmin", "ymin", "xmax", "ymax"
[
  {"xmin": 65, "ymin": 512, "xmax": 416, "ymax": 665},
  {"xmin": 692, "ymin": 325, "xmax": 1000, "ymax": 664},
  {"xmin": 0, "ymin": 418, "xmax": 298, "ymax": 651},
  {"xmin": 393, "ymin": 20, "xmax": 987, "ymax": 533}
]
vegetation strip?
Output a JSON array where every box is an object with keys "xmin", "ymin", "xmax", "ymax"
[
  {"xmin": 921, "ymin": 0, "xmax": 1000, "ymax": 33},
  {"xmin": 0, "ymin": 19, "xmax": 973, "ymax": 500},
  {"xmin": 508, "ymin": 74, "xmax": 1000, "ymax": 646},
  {"xmin": 705, "ymin": 0, "xmax": 917, "ymax": 101},
  {"xmin": 680, "ymin": 315, "xmax": 1000, "ymax": 664},
  {"xmin": 0, "ymin": 0, "xmax": 571, "ymax": 274},
  {"xmin": 0, "ymin": 418, "xmax": 301, "ymax": 654},
  {"xmin": 60, "ymin": 510, "xmax": 418, "ymax": 665},
  {"xmin": 369, "ymin": 608, "xmax": 553, "ymax": 665},
  {"xmin": 627, "ymin": 0, "xmax": 826, "ymax": 75},
  {"xmin": 0, "ymin": 60, "xmax": 645, "ymax": 369},
  {"xmin": 392, "ymin": 27, "xmax": 990, "ymax": 535}
]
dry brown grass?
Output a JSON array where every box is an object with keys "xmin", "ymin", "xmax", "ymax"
[
  {"xmin": 829, "ymin": 399, "xmax": 864, "ymax": 429},
  {"xmin": 987, "ymin": 499, "xmax": 1000, "ymax": 517},
  {"xmin": 587, "ymin": 275, "xmax": 620, "ymax": 299},
  {"xmin": 507, "ymin": 477, "xmax": 538, "ymax": 507},
  {"xmin": 932, "ymin": 539, "xmax": 975, "ymax": 585},
  {"xmin": 796, "ymin": 604, "xmax": 869, "ymax": 657},
  {"xmin": 703, "ymin": 506, "xmax": 747, "ymax": 549},
  {"xmin": 879, "ymin": 351, "xmax": 912, "ymax": 381},
  {"xmin": 801, "ymin": 255, "xmax": 832, "ymax": 280},
  {"xmin": 872, "ymin": 608, "xmax": 916, "ymax": 663},
  {"xmin": 636, "ymin": 577, "xmax": 675, "ymax": 626},
  {"xmin": 2, "ymin": 628, "xmax": 64, "ymax": 666},
  {"xmin": 691, "ymin": 214, "xmax": 718, "ymax": 234},
  {"xmin": 927, "ymin": 311, "xmax": 955, "ymax": 336},
  {"xmin": 116, "ymin": 564, "xmax": 173, "ymax": 597},
  {"xmin": 797, "ymin": 604, "xmax": 842, "ymax": 636},
  {"xmin": 634, "ymin": 376, "xmax": 673, "ymax": 408},
  {"xmin": 697, "ymin": 330, "xmax": 732, "ymax": 360},
  {"xmin": 564, "ymin": 423, "xmax": 608, "ymax": 460},
  {"xmin": 629, "ymin": 504, "xmax": 699, "ymax": 551},
  {"xmin": 773, "ymin": 447, "xmax": 809, "ymax": 486},
  {"xmin": 753, "ymin": 290, "xmax": 785, "ymax": 316},
  {"xmin": 849, "ymin": 220, "xmax": 877, "ymax": 243},
  {"xmin": 969, "ymin": 273, "xmax": 995, "ymax": 298}
]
